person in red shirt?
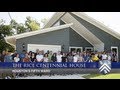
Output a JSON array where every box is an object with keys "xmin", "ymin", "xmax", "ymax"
[{"xmin": 23, "ymin": 53, "xmax": 30, "ymax": 62}]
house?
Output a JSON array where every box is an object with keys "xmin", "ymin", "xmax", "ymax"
[{"xmin": 5, "ymin": 12, "xmax": 120, "ymax": 61}]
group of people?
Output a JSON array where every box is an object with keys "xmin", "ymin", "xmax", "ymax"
[{"xmin": 0, "ymin": 49, "xmax": 118, "ymax": 62}]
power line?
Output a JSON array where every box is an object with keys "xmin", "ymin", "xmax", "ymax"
[{"xmin": 8, "ymin": 12, "xmax": 12, "ymax": 20}]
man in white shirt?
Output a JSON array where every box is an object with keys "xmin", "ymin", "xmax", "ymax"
[
  {"xmin": 36, "ymin": 51, "xmax": 44, "ymax": 62},
  {"xmin": 56, "ymin": 51, "xmax": 62, "ymax": 62},
  {"xmin": 102, "ymin": 52, "xmax": 108, "ymax": 60},
  {"xmin": 73, "ymin": 54, "xmax": 78, "ymax": 62},
  {"xmin": 107, "ymin": 52, "xmax": 112, "ymax": 61}
]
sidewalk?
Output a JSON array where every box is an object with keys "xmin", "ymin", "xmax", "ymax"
[{"xmin": 16, "ymin": 74, "xmax": 86, "ymax": 79}]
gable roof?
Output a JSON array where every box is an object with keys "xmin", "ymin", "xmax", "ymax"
[
  {"xmin": 5, "ymin": 23, "xmax": 73, "ymax": 46},
  {"xmin": 5, "ymin": 12, "xmax": 120, "ymax": 52},
  {"xmin": 44, "ymin": 12, "xmax": 120, "ymax": 40},
  {"xmin": 72, "ymin": 12, "xmax": 120, "ymax": 40},
  {"xmin": 44, "ymin": 12, "xmax": 66, "ymax": 28},
  {"xmin": 60, "ymin": 12, "xmax": 105, "ymax": 51}
]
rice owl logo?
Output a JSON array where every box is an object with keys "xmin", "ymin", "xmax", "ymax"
[{"xmin": 99, "ymin": 60, "xmax": 111, "ymax": 74}]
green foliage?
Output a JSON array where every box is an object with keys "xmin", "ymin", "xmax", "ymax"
[
  {"xmin": 0, "ymin": 20, "xmax": 15, "ymax": 53},
  {"xmin": 25, "ymin": 16, "xmax": 40, "ymax": 31},
  {"xmin": 0, "ymin": 20, "xmax": 13, "ymax": 37},
  {"xmin": 0, "ymin": 41, "xmax": 15, "ymax": 53},
  {"xmin": 82, "ymin": 74, "xmax": 101, "ymax": 79},
  {"xmin": 0, "ymin": 16, "xmax": 41, "ymax": 53},
  {"xmin": 17, "ymin": 23, "xmax": 26, "ymax": 34},
  {"xmin": 10, "ymin": 19, "xmax": 18, "ymax": 29},
  {"xmin": 0, "ymin": 25, "xmax": 13, "ymax": 37},
  {"xmin": 10, "ymin": 19, "xmax": 26, "ymax": 34},
  {"xmin": 83, "ymin": 73, "xmax": 120, "ymax": 79}
]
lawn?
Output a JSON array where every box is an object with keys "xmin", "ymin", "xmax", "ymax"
[{"xmin": 83, "ymin": 73, "xmax": 120, "ymax": 79}]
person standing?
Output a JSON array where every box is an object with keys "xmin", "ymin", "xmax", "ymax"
[
  {"xmin": 19, "ymin": 50, "xmax": 26, "ymax": 62},
  {"xmin": 23, "ymin": 53, "xmax": 30, "ymax": 62},
  {"xmin": 56, "ymin": 51, "xmax": 62, "ymax": 62},
  {"xmin": 36, "ymin": 51, "xmax": 44, "ymax": 62},
  {"xmin": 48, "ymin": 51, "xmax": 53, "ymax": 62},
  {"xmin": 78, "ymin": 53, "xmax": 84, "ymax": 62},
  {"xmin": 30, "ymin": 52, "xmax": 36, "ymax": 62},
  {"xmin": 112, "ymin": 51, "xmax": 117, "ymax": 62},
  {"xmin": 83, "ymin": 52, "xmax": 90, "ymax": 62},
  {"xmin": 98, "ymin": 52, "xmax": 102, "ymax": 60},
  {"xmin": 67, "ymin": 53, "xmax": 73, "ymax": 62},
  {"xmin": 51, "ymin": 53, "xmax": 57, "ymax": 62},
  {"xmin": 14, "ymin": 53, "xmax": 20, "ymax": 62},
  {"xmin": 0, "ymin": 50, "xmax": 6, "ymax": 62},
  {"xmin": 12, "ymin": 50, "xmax": 17, "ymax": 61},
  {"xmin": 91, "ymin": 53, "xmax": 99, "ymax": 62},
  {"xmin": 4, "ymin": 51, "xmax": 13, "ymax": 62},
  {"xmin": 35, "ymin": 49, "xmax": 39, "ymax": 59},
  {"xmin": 102, "ymin": 52, "xmax": 108, "ymax": 60},
  {"xmin": 107, "ymin": 52, "xmax": 112, "ymax": 61},
  {"xmin": 43, "ymin": 53, "xmax": 49, "ymax": 62},
  {"xmin": 62, "ymin": 53, "xmax": 67, "ymax": 62},
  {"xmin": 73, "ymin": 54, "xmax": 78, "ymax": 62}
]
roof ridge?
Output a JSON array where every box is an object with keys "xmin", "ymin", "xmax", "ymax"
[
  {"xmin": 5, "ymin": 23, "xmax": 73, "ymax": 39},
  {"xmin": 71, "ymin": 12, "xmax": 120, "ymax": 40}
]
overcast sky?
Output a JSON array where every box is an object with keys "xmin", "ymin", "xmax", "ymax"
[{"xmin": 0, "ymin": 12, "xmax": 120, "ymax": 34}]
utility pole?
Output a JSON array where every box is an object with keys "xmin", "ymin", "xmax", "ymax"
[{"xmin": 8, "ymin": 12, "xmax": 12, "ymax": 20}]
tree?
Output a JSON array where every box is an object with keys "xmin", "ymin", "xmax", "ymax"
[
  {"xmin": 41, "ymin": 18, "xmax": 48, "ymax": 27},
  {"xmin": 10, "ymin": 19, "xmax": 18, "ymax": 29},
  {"xmin": 17, "ymin": 23, "xmax": 26, "ymax": 34},
  {"xmin": 10, "ymin": 19, "xmax": 26, "ymax": 34},
  {"xmin": 25, "ymin": 16, "xmax": 40, "ymax": 31},
  {"xmin": 0, "ymin": 20, "xmax": 14, "ymax": 53},
  {"xmin": 0, "ymin": 25, "xmax": 13, "ymax": 37},
  {"xmin": 10, "ymin": 18, "xmax": 40, "ymax": 34},
  {"xmin": 0, "ymin": 16, "xmax": 44, "ymax": 53}
]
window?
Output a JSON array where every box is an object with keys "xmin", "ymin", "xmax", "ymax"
[
  {"xmin": 111, "ymin": 46, "xmax": 119, "ymax": 61},
  {"xmin": 69, "ymin": 47, "xmax": 83, "ymax": 52},
  {"xmin": 85, "ymin": 47, "xmax": 94, "ymax": 52},
  {"xmin": 27, "ymin": 44, "xmax": 61, "ymax": 53}
]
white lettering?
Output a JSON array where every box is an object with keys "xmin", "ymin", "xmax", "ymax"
[
  {"xmin": 23, "ymin": 63, "xmax": 34, "ymax": 68},
  {"xmin": 13, "ymin": 63, "xmax": 22, "ymax": 68}
]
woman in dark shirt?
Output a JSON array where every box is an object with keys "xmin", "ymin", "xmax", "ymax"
[
  {"xmin": 51, "ymin": 53, "xmax": 57, "ymax": 62},
  {"xmin": 30, "ymin": 52, "xmax": 36, "ymax": 62},
  {"xmin": 62, "ymin": 53, "xmax": 67, "ymax": 62}
]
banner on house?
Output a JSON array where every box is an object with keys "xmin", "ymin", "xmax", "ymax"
[
  {"xmin": 0, "ymin": 62, "xmax": 119, "ymax": 69},
  {"xmin": 0, "ymin": 62, "xmax": 99, "ymax": 69}
]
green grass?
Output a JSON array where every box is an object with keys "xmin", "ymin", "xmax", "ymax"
[
  {"xmin": 83, "ymin": 74, "xmax": 101, "ymax": 79},
  {"xmin": 83, "ymin": 73, "xmax": 120, "ymax": 79}
]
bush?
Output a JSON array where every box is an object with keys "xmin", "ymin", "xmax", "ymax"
[{"xmin": 0, "ymin": 41, "xmax": 15, "ymax": 53}]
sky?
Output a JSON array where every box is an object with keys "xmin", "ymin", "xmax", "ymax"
[
  {"xmin": 0, "ymin": 12, "xmax": 120, "ymax": 34},
  {"xmin": 0, "ymin": 12, "xmax": 55, "ymax": 27}
]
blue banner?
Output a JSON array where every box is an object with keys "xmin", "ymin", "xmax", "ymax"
[
  {"xmin": 0, "ymin": 62, "xmax": 120, "ymax": 69},
  {"xmin": 111, "ymin": 62, "xmax": 120, "ymax": 68},
  {"xmin": 0, "ymin": 62, "xmax": 99, "ymax": 69}
]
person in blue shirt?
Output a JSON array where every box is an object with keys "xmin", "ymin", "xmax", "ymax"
[
  {"xmin": 83, "ymin": 52, "xmax": 90, "ymax": 62},
  {"xmin": 4, "ymin": 51, "xmax": 13, "ymax": 62},
  {"xmin": 19, "ymin": 50, "xmax": 26, "ymax": 62}
]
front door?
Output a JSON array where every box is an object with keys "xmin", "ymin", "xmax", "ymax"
[{"xmin": 111, "ymin": 46, "xmax": 119, "ymax": 61}]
